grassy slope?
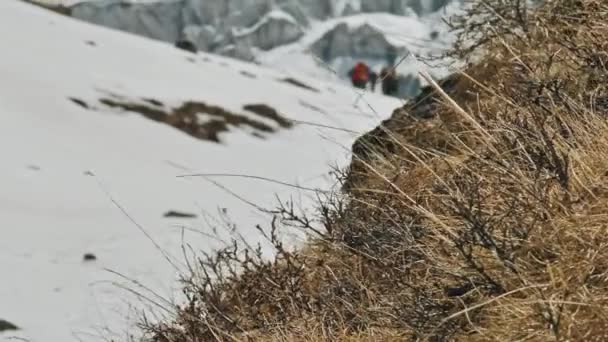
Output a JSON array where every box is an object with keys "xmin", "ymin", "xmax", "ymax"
[{"xmin": 146, "ymin": 0, "xmax": 608, "ymax": 340}]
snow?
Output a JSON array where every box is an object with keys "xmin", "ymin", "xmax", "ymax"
[
  {"xmin": 0, "ymin": 2, "xmax": 400, "ymax": 341},
  {"xmin": 233, "ymin": 10, "xmax": 298, "ymax": 37},
  {"xmin": 65, "ymin": 0, "xmax": 458, "ymax": 62},
  {"xmin": 267, "ymin": 9, "xmax": 299, "ymax": 24},
  {"xmin": 257, "ymin": 10, "xmax": 460, "ymax": 91}
]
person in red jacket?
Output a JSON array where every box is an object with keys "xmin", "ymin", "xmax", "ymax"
[{"xmin": 348, "ymin": 62, "xmax": 370, "ymax": 89}]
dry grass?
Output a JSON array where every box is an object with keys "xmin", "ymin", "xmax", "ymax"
[
  {"xmin": 72, "ymin": 96, "xmax": 293, "ymax": 143},
  {"xmin": 142, "ymin": 0, "xmax": 608, "ymax": 340}
]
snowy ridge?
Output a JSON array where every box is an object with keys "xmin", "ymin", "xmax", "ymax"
[
  {"xmin": 61, "ymin": 0, "xmax": 458, "ymax": 70},
  {"xmin": 0, "ymin": 2, "xmax": 400, "ymax": 341},
  {"xmin": 257, "ymin": 3, "xmax": 463, "ymax": 97},
  {"xmin": 30, "ymin": 0, "xmax": 463, "ymax": 97}
]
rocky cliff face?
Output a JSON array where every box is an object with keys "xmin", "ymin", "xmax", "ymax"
[
  {"xmin": 70, "ymin": 0, "xmax": 454, "ymax": 59},
  {"xmin": 344, "ymin": 73, "xmax": 461, "ymax": 190},
  {"xmin": 64, "ymin": 0, "xmax": 458, "ymax": 97}
]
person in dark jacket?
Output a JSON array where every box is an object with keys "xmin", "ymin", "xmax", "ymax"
[
  {"xmin": 380, "ymin": 65, "xmax": 399, "ymax": 96},
  {"xmin": 369, "ymin": 71, "xmax": 378, "ymax": 92}
]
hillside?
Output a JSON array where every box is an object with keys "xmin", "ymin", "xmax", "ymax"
[
  {"xmin": 143, "ymin": 0, "xmax": 608, "ymax": 340},
  {"xmin": 0, "ymin": 1, "xmax": 401, "ymax": 341},
  {"xmin": 31, "ymin": 0, "xmax": 462, "ymax": 98}
]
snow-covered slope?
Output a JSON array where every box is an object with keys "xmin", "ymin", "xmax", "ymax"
[
  {"xmin": 36, "ymin": 0, "xmax": 461, "ymax": 97},
  {"xmin": 68, "ymin": 0, "xmax": 455, "ymax": 60},
  {"xmin": 0, "ymin": 2, "xmax": 400, "ymax": 341},
  {"xmin": 257, "ymin": 6, "xmax": 461, "ymax": 97}
]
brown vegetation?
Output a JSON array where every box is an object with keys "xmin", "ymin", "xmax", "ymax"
[
  {"xmin": 0, "ymin": 319, "xmax": 18, "ymax": 332},
  {"xmin": 72, "ymin": 96, "xmax": 293, "ymax": 143},
  {"xmin": 142, "ymin": 0, "xmax": 608, "ymax": 340}
]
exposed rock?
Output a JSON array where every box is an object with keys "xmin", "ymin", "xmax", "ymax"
[
  {"xmin": 142, "ymin": 98, "xmax": 164, "ymax": 107},
  {"xmin": 69, "ymin": 97, "xmax": 89, "ymax": 109},
  {"xmin": 164, "ymin": 210, "xmax": 197, "ymax": 218},
  {"xmin": 83, "ymin": 253, "xmax": 97, "ymax": 262},
  {"xmin": 280, "ymin": 77, "xmax": 320, "ymax": 93},
  {"xmin": 243, "ymin": 104, "xmax": 293, "ymax": 128},
  {"xmin": 175, "ymin": 39, "xmax": 197, "ymax": 53},
  {"xmin": 97, "ymin": 97, "xmax": 292, "ymax": 143},
  {"xmin": 344, "ymin": 73, "xmax": 465, "ymax": 191},
  {"xmin": 312, "ymin": 23, "xmax": 399, "ymax": 62},
  {"xmin": 0, "ymin": 319, "xmax": 18, "ymax": 332},
  {"xmin": 66, "ymin": 0, "xmax": 453, "ymax": 61}
]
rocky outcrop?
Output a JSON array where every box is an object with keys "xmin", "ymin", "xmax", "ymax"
[
  {"xmin": 68, "ymin": 96, "xmax": 293, "ymax": 143},
  {"xmin": 0, "ymin": 319, "xmax": 18, "ymax": 332},
  {"xmin": 67, "ymin": 0, "xmax": 454, "ymax": 60},
  {"xmin": 344, "ymin": 73, "xmax": 465, "ymax": 191},
  {"xmin": 311, "ymin": 23, "xmax": 400, "ymax": 62},
  {"xmin": 231, "ymin": 11, "xmax": 303, "ymax": 59}
]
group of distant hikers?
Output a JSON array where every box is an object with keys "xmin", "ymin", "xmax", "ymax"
[
  {"xmin": 174, "ymin": 38, "xmax": 400, "ymax": 97},
  {"xmin": 348, "ymin": 61, "xmax": 399, "ymax": 96}
]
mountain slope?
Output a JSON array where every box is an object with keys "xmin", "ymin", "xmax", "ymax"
[
  {"xmin": 34, "ymin": 0, "xmax": 461, "ymax": 97},
  {"xmin": 139, "ymin": 0, "xmax": 608, "ymax": 340},
  {"xmin": 67, "ymin": 0, "xmax": 455, "ymax": 60},
  {"xmin": 0, "ymin": 2, "xmax": 400, "ymax": 341}
]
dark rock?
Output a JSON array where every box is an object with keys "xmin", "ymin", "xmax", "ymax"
[
  {"xmin": 142, "ymin": 98, "xmax": 164, "ymax": 107},
  {"xmin": 280, "ymin": 78, "xmax": 320, "ymax": 93},
  {"xmin": 163, "ymin": 210, "xmax": 197, "ymax": 218},
  {"xmin": 100, "ymin": 97, "xmax": 283, "ymax": 143},
  {"xmin": 344, "ymin": 73, "xmax": 466, "ymax": 192},
  {"xmin": 243, "ymin": 104, "xmax": 293, "ymax": 128},
  {"xmin": 85, "ymin": 40, "xmax": 97, "ymax": 47},
  {"xmin": 175, "ymin": 40, "xmax": 197, "ymax": 53},
  {"xmin": 83, "ymin": 253, "xmax": 97, "ymax": 262},
  {"xmin": 69, "ymin": 97, "xmax": 89, "ymax": 109},
  {"xmin": 0, "ymin": 319, "xmax": 19, "ymax": 332}
]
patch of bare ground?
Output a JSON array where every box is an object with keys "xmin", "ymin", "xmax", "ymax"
[
  {"xmin": 243, "ymin": 104, "xmax": 293, "ymax": 128},
  {"xmin": 0, "ymin": 319, "xmax": 18, "ymax": 332},
  {"xmin": 143, "ymin": 0, "xmax": 608, "ymax": 341},
  {"xmin": 163, "ymin": 210, "xmax": 197, "ymax": 219},
  {"xmin": 281, "ymin": 77, "xmax": 320, "ymax": 93},
  {"xmin": 72, "ymin": 96, "xmax": 293, "ymax": 143},
  {"xmin": 69, "ymin": 97, "xmax": 89, "ymax": 109}
]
